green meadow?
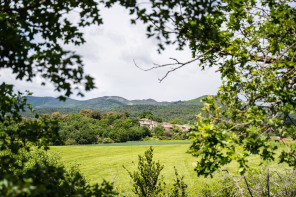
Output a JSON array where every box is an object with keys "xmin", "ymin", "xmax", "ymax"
[{"xmin": 50, "ymin": 140, "xmax": 291, "ymax": 195}]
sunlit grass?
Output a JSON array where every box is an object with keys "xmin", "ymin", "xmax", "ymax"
[{"xmin": 50, "ymin": 140, "xmax": 292, "ymax": 195}]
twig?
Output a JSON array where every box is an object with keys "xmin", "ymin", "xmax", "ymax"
[
  {"xmin": 243, "ymin": 176, "xmax": 253, "ymax": 197},
  {"xmin": 109, "ymin": 169, "xmax": 119, "ymax": 190},
  {"xmin": 277, "ymin": 42, "xmax": 296, "ymax": 62},
  {"xmin": 223, "ymin": 169, "xmax": 245, "ymax": 197},
  {"xmin": 267, "ymin": 167, "xmax": 270, "ymax": 197},
  {"xmin": 275, "ymin": 171, "xmax": 288, "ymax": 196},
  {"xmin": 213, "ymin": 185, "xmax": 233, "ymax": 196}
]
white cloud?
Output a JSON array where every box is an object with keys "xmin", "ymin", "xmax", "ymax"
[{"xmin": 0, "ymin": 5, "xmax": 222, "ymax": 102}]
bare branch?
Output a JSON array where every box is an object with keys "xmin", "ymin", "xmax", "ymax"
[
  {"xmin": 134, "ymin": 47, "xmax": 215, "ymax": 82},
  {"xmin": 244, "ymin": 176, "xmax": 253, "ymax": 197}
]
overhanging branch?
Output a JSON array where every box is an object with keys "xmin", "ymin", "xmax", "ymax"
[{"xmin": 134, "ymin": 47, "xmax": 215, "ymax": 82}]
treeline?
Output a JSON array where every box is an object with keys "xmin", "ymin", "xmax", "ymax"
[
  {"xmin": 25, "ymin": 109, "xmax": 188, "ymax": 145},
  {"xmin": 20, "ymin": 108, "xmax": 80, "ymax": 118}
]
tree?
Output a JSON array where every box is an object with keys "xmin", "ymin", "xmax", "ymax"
[
  {"xmin": 170, "ymin": 118, "xmax": 184, "ymax": 125},
  {"xmin": 0, "ymin": 0, "xmax": 104, "ymax": 99},
  {"xmin": 138, "ymin": 111, "xmax": 162, "ymax": 122},
  {"xmin": 106, "ymin": 0, "xmax": 296, "ymax": 176},
  {"xmin": 0, "ymin": 0, "xmax": 120, "ymax": 195}
]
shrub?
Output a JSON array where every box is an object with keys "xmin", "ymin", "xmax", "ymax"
[
  {"xmin": 124, "ymin": 146, "xmax": 165, "ymax": 196},
  {"xmin": 164, "ymin": 131, "xmax": 172, "ymax": 137},
  {"xmin": 65, "ymin": 138, "xmax": 77, "ymax": 145},
  {"xmin": 125, "ymin": 147, "xmax": 188, "ymax": 197},
  {"xmin": 102, "ymin": 138, "xmax": 114, "ymax": 144}
]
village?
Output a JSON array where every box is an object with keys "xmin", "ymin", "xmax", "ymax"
[{"xmin": 139, "ymin": 118, "xmax": 191, "ymax": 132}]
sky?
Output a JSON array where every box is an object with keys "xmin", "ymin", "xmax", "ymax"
[{"xmin": 0, "ymin": 5, "xmax": 222, "ymax": 102}]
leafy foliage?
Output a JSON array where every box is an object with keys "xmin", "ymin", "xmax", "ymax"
[
  {"xmin": 0, "ymin": 0, "xmax": 119, "ymax": 195},
  {"xmin": 0, "ymin": 90, "xmax": 116, "ymax": 196},
  {"xmin": 152, "ymin": 124, "xmax": 165, "ymax": 137},
  {"xmin": 0, "ymin": 0, "xmax": 103, "ymax": 98},
  {"xmin": 104, "ymin": 0, "xmax": 296, "ymax": 176}
]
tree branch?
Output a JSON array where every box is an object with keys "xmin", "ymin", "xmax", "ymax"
[{"xmin": 134, "ymin": 47, "xmax": 215, "ymax": 82}]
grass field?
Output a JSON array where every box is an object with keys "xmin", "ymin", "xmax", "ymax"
[{"xmin": 50, "ymin": 140, "xmax": 290, "ymax": 195}]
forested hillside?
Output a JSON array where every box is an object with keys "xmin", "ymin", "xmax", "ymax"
[
  {"xmin": 112, "ymin": 105, "xmax": 203, "ymax": 123},
  {"xmin": 25, "ymin": 95, "xmax": 178, "ymax": 110}
]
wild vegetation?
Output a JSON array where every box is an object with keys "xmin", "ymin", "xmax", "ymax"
[{"xmin": 1, "ymin": 0, "xmax": 296, "ymax": 196}]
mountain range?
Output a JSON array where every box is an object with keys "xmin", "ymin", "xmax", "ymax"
[{"xmin": 26, "ymin": 95, "xmax": 207, "ymax": 111}]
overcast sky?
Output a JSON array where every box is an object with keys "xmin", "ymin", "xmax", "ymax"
[{"xmin": 1, "ymin": 5, "xmax": 222, "ymax": 102}]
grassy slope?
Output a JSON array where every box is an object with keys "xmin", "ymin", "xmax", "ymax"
[{"xmin": 50, "ymin": 141, "xmax": 290, "ymax": 195}]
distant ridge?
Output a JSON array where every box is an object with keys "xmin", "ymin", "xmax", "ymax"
[{"xmin": 25, "ymin": 95, "xmax": 210, "ymax": 111}]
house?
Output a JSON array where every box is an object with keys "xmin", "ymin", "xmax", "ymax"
[
  {"xmin": 139, "ymin": 118, "xmax": 158, "ymax": 130},
  {"xmin": 161, "ymin": 122, "xmax": 174, "ymax": 131},
  {"xmin": 175, "ymin": 124, "xmax": 192, "ymax": 132}
]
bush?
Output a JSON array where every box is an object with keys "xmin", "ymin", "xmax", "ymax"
[
  {"xmin": 124, "ymin": 147, "xmax": 188, "ymax": 197},
  {"xmin": 102, "ymin": 138, "xmax": 114, "ymax": 144},
  {"xmin": 124, "ymin": 146, "xmax": 165, "ymax": 196},
  {"xmin": 65, "ymin": 138, "xmax": 77, "ymax": 145}
]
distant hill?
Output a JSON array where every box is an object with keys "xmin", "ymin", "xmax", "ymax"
[
  {"xmin": 23, "ymin": 95, "xmax": 209, "ymax": 121},
  {"xmin": 182, "ymin": 95, "xmax": 210, "ymax": 105},
  {"xmin": 25, "ymin": 95, "xmax": 208, "ymax": 111},
  {"xmin": 26, "ymin": 96, "xmax": 81, "ymax": 108}
]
